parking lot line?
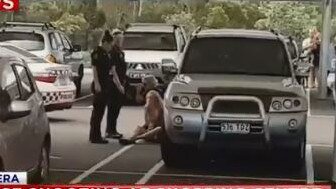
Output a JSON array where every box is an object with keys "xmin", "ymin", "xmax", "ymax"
[
  {"xmin": 136, "ymin": 160, "xmax": 164, "ymax": 184},
  {"xmin": 69, "ymin": 145, "xmax": 134, "ymax": 184},
  {"xmin": 307, "ymin": 89, "xmax": 311, "ymax": 116},
  {"xmin": 74, "ymin": 94, "xmax": 93, "ymax": 102},
  {"xmin": 306, "ymin": 144, "xmax": 315, "ymax": 184}
]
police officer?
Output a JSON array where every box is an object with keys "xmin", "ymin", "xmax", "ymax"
[
  {"xmin": 90, "ymin": 30, "xmax": 124, "ymax": 144},
  {"xmin": 105, "ymin": 29, "xmax": 127, "ymax": 139}
]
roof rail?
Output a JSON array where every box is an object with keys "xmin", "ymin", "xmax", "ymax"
[
  {"xmin": 269, "ymin": 29, "xmax": 279, "ymax": 36},
  {"xmin": 128, "ymin": 23, "xmax": 178, "ymax": 28},
  {"xmin": 192, "ymin": 26, "xmax": 202, "ymax": 36},
  {"xmin": 0, "ymin": 22, "xmax": 56, "ymax": 30}
]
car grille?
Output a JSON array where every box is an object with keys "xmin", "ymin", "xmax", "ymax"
[
  {"xmin": 127, "ymin": 63, "xmax": 160, "ymax": 70},
  {"xmin": 200, "ymin": 94, "xmax": 272, "ymax": 112}
]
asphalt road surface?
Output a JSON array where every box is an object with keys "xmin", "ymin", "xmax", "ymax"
[{"xmin": 46, "ymin": 78, "xmax": 336, "ymax": 184}]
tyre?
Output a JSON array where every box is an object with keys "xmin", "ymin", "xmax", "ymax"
[
  {"xmin": 160, "ymin": 130, "xmax": 198, "ymax": 168},
  {"xmin": 34, "ymin": 144, "xmax": 50, "ymax": 183}
]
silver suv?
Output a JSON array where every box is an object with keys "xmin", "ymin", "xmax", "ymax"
[
  {"xmin": 123, "ymin": 23, "xmax": 187, "ymax": 87},
  {"xmin": 0, "ymin": 56, "xmax": 50, "ymax": 182},
  {"xmin": 0, "ymin": 22, "xmax": 84, "ymax": 97},
  {"xmin": 161, "ymin": 29, "xmax": 307, "ymax": 167}
]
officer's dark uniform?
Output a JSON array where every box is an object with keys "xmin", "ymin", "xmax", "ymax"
[
  {"xmin": 105, "ymin": 45, "xmax": 127, "ymax": 135},
  {"xmin": 89, "ymin": 46, "xmax": 114, "ymax": 142}
]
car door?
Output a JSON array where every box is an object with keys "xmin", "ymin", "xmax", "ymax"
[
  {"xmin": 0, "ymin": 64, "xmax": 31, "ymax": 171},
  {"xmin": 12, "ymin": 64, "xmax": 41, "ymax": 170},
  {"xmin": 58, "ymin": 32, "xmax": 82, "ymax": 75}
]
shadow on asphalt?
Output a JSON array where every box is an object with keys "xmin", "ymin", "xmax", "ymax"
[{"xmin": 48, "ymin": 117, "xmax": 77, "ymax": 123}]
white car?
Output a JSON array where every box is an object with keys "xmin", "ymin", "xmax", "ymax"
[
  {"xmin": 123, "ymin": 23, "xmax": 187, "ymax": 86},
  {"xmin": 0, "ymin": 44, "xmax": 76, "ymax": 111}
]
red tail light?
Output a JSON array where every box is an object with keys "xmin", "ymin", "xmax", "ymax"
[{"xmin": 34, "ymin": 73, "xmax": 57, "ymax": 83}]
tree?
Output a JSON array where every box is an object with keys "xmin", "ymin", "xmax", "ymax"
[
  {"xmin": 164, "ymin": 11, "xmax": 197, "ymax": 35},
  {"xmin": 52, "ymin": 13, "xmax": 89, "ymax": 35},
  {"xmin": 205, "ymin": 6, "xmax": 230, "ymax": 28}
]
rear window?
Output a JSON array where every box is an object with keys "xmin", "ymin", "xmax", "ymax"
[
  {"xmin": 0, "ymin": 45, "xmax": 48, "ymax": 63},
  {"xmin": 181, "ymin": 37, "xmax": 291, "ymax": 77},
  {"xmin": 123, "ymin": 32, "xmax": 177, "ymax": 51},
  {"xmin": 0, "ymin": 32, "xmax": 45, "ymax": 51}
]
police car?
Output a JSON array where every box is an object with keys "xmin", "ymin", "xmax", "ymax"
[{"xmin": 0, "ymin": 43, "xmax": 76, "ymax": 111}]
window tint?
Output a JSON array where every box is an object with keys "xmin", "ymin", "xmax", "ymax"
[
  {"xmin": 55, "ymin": 33, "xmax": 64, "ymax": 49},
  {"xmin": 14, "ymin": 65, "xmax": 34, "ymax": 100},
  {"xmin": 60, "ymin": 34, "xmax": 71, "ymax": 50},
  {"xmin": 0, "ymin": 32, "xmax": 45, "ymax": 51},
  {"xmin": 181, "ymin": 38, "xmax": 291, "ymax": 77},
  {"xmin": 49, "ymin": 33, "xmax": 58, "ymax": 50},
  {"xmin": 2, "ymin": 65, "xmax": 20, "ymax": 101},
  {"xmin": 124, "ymin": 32, "xmax": 177, "ymax": 51}
]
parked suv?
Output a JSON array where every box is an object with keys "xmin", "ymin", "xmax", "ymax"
[
  {"xmin": 0, "ymin": 22, "xmax": 84, "ymax": 97},
  {"xmin": 0, "ymin": 56, "xmax": 50, "ymax": 182},
  {"xmin": 123, "ymin": 23, "xmax": 187, "ymax": 87},
  {"xmin": 161, "ymin": 29, "xmax": 308, "ymax": 167}
]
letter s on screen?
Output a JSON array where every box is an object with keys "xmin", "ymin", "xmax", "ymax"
[{"xmin": 0, "ymin": 0, "xmax": 19, "ymax": 11}]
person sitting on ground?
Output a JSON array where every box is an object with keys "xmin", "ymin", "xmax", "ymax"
[{"xmin": 119, "ymin": 75, "xmax": 164, "ymax": 145}]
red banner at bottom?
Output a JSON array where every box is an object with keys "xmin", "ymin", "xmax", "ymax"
[{"xmin": 0, "ymin": 185, "xmax": 330, "ymax": 189}]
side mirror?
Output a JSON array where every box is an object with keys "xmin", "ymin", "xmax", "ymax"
[
  {"xmin": 72, "ymin": 45, "xmax": 82, "ymax": 52},
  {"xmin": 7, "ymin": 101, "xmax": 31, "ymax": 120},
  {"xmin": 162, "ymin": 59, "xmax": 178, "ymax": 75}
]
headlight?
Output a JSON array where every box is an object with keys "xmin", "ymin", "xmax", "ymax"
[
  {"xmin": 180, "ymin": 96, "xmax": 190, "ymax": 106},
  {"xmin": 190, "ymin": 98, "xmax": 201, "ymax": 108},
  {"xmin": 283, "ymin": 99, "xmax": 293, "ymax": 109},
  {"xmin": 169, "ymin": 94, "xmax": 203, "ymax": 110},
  {"xmin": 270, "ymin": 97, "xmax": 307, "ymax": 112},
  {"xmin": 272, "ymin": 101, "xmax": 282, "ymax": 111}
]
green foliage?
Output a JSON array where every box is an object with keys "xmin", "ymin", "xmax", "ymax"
[
  {"xmin": 254, "ymin": 3, "xmax": 320, "ymax": 41},
  {"xmin": 205, "ymin": 6, "xmax": 230, "ymax": 28},
  {"xmin": 164, "ymin": 11, "xmax": 197, "ymax": 35},
  {"xmin": 26, "ymin": 2, "xmax": 63, "ymax": 22},
  {"xmin": 52, "ymin": 13, "xmax": 89, "ymax": 35},
  {"xmin": 137, "ymin": 3, "xmax": 182, "ymax": 23}
]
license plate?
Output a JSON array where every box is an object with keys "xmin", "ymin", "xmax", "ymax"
[
  {"xmin": 220, "ymin": 123, "xmax": 250, "ymax": 134},
  {"xmin": 129, "ymin": 73, "xmax": 147, "ymax": 79},
  {"xmin": 61, "ymin": 92, "xmax": 73, "ymax": 100}
]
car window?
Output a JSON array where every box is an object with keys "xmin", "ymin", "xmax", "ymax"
[
  {"xmin": 181, "ymin": 37, "xmax": 291, "ymax": 77},
  {"xmin": 1, "ymin": 45, "xmax": 48, "ymax": 64},
  {"xmin": 55, "ymin": 32, "xmax": 64, "ymax": 50},
  {"xmin": 176, "ymin": 28, "xmax": 185, "ymax": 51},
  {"xmin": 0, "ymin": 32, "xmax": 45, "ymax": 51},
  {"xmin": 60, "ymin": 34, "xmax": 72, "ymax": 50},
  {"xmin": 49, "ymin": 33, "xmax": 58, "ymax": 50},
  {"xmin": 2, "ymin": 65, "xmax": 20, "ymax": 101},
  {"xmin": 124, "ymin": 32, "xmax": 177, "ymax": 51},
  {"xmin": 13, "ymin": 65, "xmax": 34, "ymax": 100}
]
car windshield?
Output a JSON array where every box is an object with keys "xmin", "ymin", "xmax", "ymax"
[
  {"xmin": 0, "ymin": 32, "xmax": 45, "ymax": 51},
  {"xmin": 0, "ymin": 45, "xmax": 48, "ymax": 63},
  {"xmin": 123, "ymin": 32, "xmax": 177, "ymax": 51},
  {"xmin": 181, "ymin": 37, "xmax": 291, "ymax": 77}
]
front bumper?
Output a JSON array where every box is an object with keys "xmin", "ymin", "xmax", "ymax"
[
  {"xmin": 37, "ymin": 82, "xmax": 76, "ymax": 107},
  {"xmin": 164, "ymin": 96, "xmax": 306, "ymax": 150}
]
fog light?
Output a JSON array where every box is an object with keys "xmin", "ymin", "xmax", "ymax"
[
  {"xmin": 174, "ymin": 116, "xmax": 183, "ymax": 125},
  {"xmin": 288, "ymin": 119, "xmax": 298, "ymax": 129}
]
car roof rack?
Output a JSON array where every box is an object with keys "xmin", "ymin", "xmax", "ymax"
[
  {"xmin": 128, "ymin": 23, "xmax": 178, "ymax": 28},
  {"xmin": 0, "ymin": 22, "xmax": 56, "ymax": 30},
  {"xmin": 192, "ymin": 26, "xmax": 202, "ymax": 36}
]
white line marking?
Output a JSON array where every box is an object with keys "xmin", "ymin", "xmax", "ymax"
[
  {"xmin": 50, "ymin": 155, "xmax": 62, "ymax": 160},
  {"xmin": 155, "ymin": 173, "xmax": 306, "ymax": 183},
  {"xmin": 311, "ymin": 144, "xmax": 333, "ymax": 148},
  {"xmin": 74, "ymin": 94, "xmax": 93, "ymax": 102},
  {"xmin": 69, "ymin": 145, "xmax": 134, "ymax": 184},
  {"xmin": 136, "ymin": 160, "xmax": 164, "ymax": 184},
  {"xmin": 306, "ymin": 144, "xmax": 315, "ymax": 184},
  {"xmin": 50, "ymin": 168, "xmax": 329, "ymax": 183},
  {"xmin": 307, "ymin": 89, "xmax": 311, "ymax": 116}
]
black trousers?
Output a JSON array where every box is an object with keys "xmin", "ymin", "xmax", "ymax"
[{"xmin": 89, "ymin": 89, "xmax": 123, "ymax": 140}]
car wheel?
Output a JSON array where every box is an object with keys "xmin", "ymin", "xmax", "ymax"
[
  {"xmin": 34, "ymin": 144, "xmax": 50, "ymax": 183},
  {"xmin": 160, "ymin": 130, "xmax": 198, "ymax": 168}
]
